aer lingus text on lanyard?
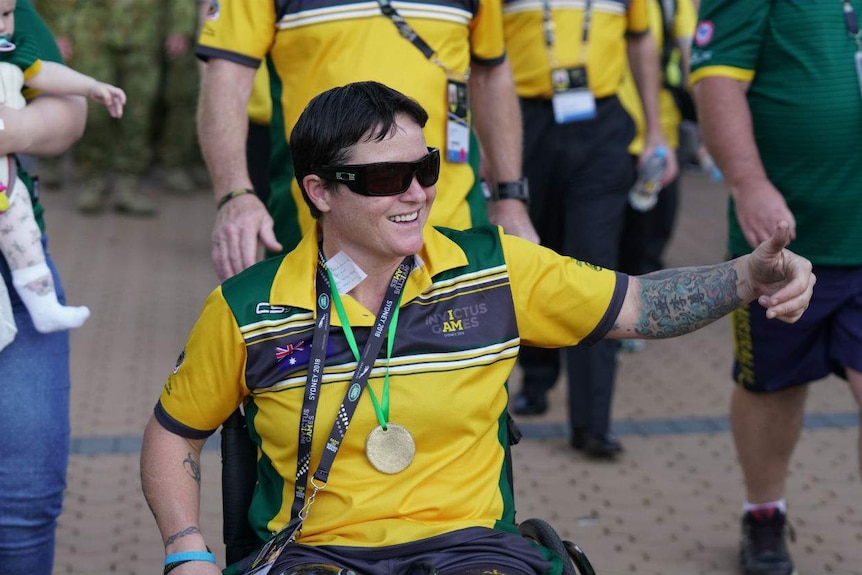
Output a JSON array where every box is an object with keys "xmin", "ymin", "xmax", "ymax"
[
  {"xmin": 842, "ymin": 0, "xmax": 862, "ymax": 99},
  {"xmin": 544, "ymin": 0, "xmax": 597, "ymax": 123},
  {"xmin": 244, "ymin": 250, "xmax": 413, "ymax": 575},
  {"xmin": 375, "ymin": 0, "xmax": 471, "ymax": 164}
]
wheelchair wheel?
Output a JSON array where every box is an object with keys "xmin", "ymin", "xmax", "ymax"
[{"xmin": 518, "ymin": 518, "xmax": 596, "ymax": 575}]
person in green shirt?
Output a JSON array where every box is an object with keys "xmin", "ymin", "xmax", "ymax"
[{"xmin": 692, "ymin": 1, "xmax": 862, "ymax": 574}]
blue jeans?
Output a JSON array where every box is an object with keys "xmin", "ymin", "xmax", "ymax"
[{"xmin": 0, "ymin": 236, "xmax": 70, "ymax": 575}]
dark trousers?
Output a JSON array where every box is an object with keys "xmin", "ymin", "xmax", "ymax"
[
  {"xmin": 518, "ymin": 96, "xmax": 636, "ymax": 436},
  {"xmin": 618, "ymin": 166, "xmax": 680, "ymax": 275}
]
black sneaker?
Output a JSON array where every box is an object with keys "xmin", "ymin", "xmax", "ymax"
[
  {"xmin": 571, "ymin": 429, "xmax": 624, "ymax": 458},
  {"xmin": 740, "ymin": 508, "xmax": 796, "ymax": 575},
  {"xmin": 511, "ymin": 391, "xmax": 548, "ymax": 415}
]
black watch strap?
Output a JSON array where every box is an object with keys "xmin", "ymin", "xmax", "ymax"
[{"xmin": 492, "ymin": 179, "xmax": 530, "ymax": 203}]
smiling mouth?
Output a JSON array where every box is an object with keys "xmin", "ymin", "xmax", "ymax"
[{"xmin": 390, "ymin": 211, "xmax": 419, "ymax": 223}]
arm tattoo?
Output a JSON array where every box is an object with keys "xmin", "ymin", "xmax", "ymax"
[
  {"xmin": 183, "ymin": 452, "xmax": 201, "ymax": 487},
  {"xmin": 634, "ymin": 262, "xmax": 742, "ymax": 338},
  {"xmin": 165, "ymin": 526, "xmax": 202, "ymax": 547}
]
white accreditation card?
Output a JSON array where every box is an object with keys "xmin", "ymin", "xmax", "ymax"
[
  {"xmin": 445, "ymin": 78, "xmax": 471, "ymax": 163},
  {"xmin": 552, "ymin": 88, "xmax": 597, "ymax": 124}
]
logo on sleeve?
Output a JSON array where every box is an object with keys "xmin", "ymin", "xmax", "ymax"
[
  {"xmin": 171, "ymin": 349, "xmax": 186, "ymax": 375},
  {"xmin": 206, "ymin": 0, "xmax": 221, "ymax": 22},
  {"xmin": 694, "ymin": 21, "xmax": 714, "ymax": 47}
]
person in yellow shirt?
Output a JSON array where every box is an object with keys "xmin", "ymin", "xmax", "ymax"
[
  {"xmin": 504, "ymin": 0, "xmax": 679, "ymax": 458},
  {"xmin": 618, "ymin": 0, "xmax": 696, "ymax": 278}
]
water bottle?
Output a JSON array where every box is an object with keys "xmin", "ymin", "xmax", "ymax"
[{"xmin": 628, "ymin": 146, "xmax": 668, "ymax": 212}]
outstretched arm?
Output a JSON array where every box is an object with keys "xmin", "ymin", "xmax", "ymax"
[
  {"xmin": 608, "ymin": 222, "xmax": 815, "ymax": 339},
  {"xmin": 140, "ymin": 415, "xmax": 221, "ymax": 574},
  {"xmin": 26, "ymin": 61, "xmax": 126, "ymax": 118}
]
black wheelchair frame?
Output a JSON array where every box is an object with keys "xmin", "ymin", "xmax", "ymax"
[{"xmin": 220, "ymin": 409, "xmax": 597, "ymax": 575}]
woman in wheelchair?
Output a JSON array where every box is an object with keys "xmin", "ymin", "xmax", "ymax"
[{"xmin": 140, "ymin": 81, "xmax": 814, "ymax": 575}]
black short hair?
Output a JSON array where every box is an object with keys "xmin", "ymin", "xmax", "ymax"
[{"xmin": 290, "ymin": 81, "xmax": 429, "ymax": 218}]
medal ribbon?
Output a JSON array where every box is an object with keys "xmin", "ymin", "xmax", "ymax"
[
  {"xmin": 327, "ymin": 265, "xmax": 403, "ymax": 431},
  {"xmin": 290, "ymin": 251, "xmax": 414, "ymax": 523}
]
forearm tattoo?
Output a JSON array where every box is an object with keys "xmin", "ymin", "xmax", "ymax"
[
  {"xmin": 165, "ymin": 526, "xmax": 202, "ymax": 547},
  {"xmin": 633, "ymin": 262, "xmax": 742, "ymax": 338},
  {"xmin": 183, "ymin": 452, "xmax": 201, "ymax": 487}
]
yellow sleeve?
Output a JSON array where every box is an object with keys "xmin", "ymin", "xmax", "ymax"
[
  {"xmin": 157, "ymin": 286, "xmax": 249, "ymax": 436},
  {"xmin": 197, "ymin": 0, "xmax": 276, "ymax": 65},
  {"xmin": 627, "ymin": 0, "xmax": 650, "ymax": 34},
  {"xmin": 503, "ymin": 233, "xmax": 625, "ymax": 348},
  {"xmin": 470, "ymin": 0, "xmax": 507, "ymax": 64},
  {"xmin": 674, "ymin": 0, "xmax": 697, "ymax": 42}
]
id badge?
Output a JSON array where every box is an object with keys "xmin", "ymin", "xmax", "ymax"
[
  {"xmin": 245, "ymin": 517, "xmax": 303, "ymax": 575},
  {"xmin": 550, "ymin": 67, "xmax": 596, "ymax": 124},
  {"xmin": 855, "ymin": 50, "xmax": 862, "ymax": 101},
  {"xmin": 446, "ymin": 79, "xmax": 470, "ymax": 164}
]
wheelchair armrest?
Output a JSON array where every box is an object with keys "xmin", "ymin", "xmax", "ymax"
[{"xmin": 221, "ymin": 408, "xmax": 263, "ymax": 566}]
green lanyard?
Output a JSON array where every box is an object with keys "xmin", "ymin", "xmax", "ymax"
[{"xmin": 326, "ymin": 267, "xmax": 403, "ymax": 430}]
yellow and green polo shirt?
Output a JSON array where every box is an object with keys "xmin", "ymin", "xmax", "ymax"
[{"xmin": 156, "ymin": 224, "xmax": 626, "ymax": 548}]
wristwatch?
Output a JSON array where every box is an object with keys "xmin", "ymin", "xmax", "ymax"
[{"xmin": 492, "ymin": 178, "xmax": 530, "ymax": 204}]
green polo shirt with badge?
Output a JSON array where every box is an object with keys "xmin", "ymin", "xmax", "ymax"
[{"xmin": 690, "ymin": 0, "xmax": 862, "ymax": 264}]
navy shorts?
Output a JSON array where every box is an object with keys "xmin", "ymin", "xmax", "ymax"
[
  {"xmin": 268, "ymin": 527, "xmax": 560, "ymax": 575},
  {"xmin": 731, "ymin": 264, "xmax": 862, "ymax": 392}
]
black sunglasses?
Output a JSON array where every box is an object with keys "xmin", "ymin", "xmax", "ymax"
[{"xmin": 312, "ymin": 147, "xmax": 440, "ymax": 196}]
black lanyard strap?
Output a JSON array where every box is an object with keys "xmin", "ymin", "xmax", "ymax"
[
  {"xmin": 376, "ymin": 0, "xmax": 435, "ymax": 59},
  {"xmin": 290, "ymin": 251, "xmax": 414, "ymax": 522},
  {"xmin": 291, "ymin": 249, "xmax": 333, "ymax": 520},
  {"xmin": 374, "ymin": 0, "xmax": 467, "ymax": 79}
]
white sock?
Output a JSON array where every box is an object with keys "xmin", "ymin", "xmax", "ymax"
[
  {"xmin": 11, "ymin": 263, "xmax": 90, "ymax": 333},
  {"xmin": 743, "ymin": 499, "xmax": 787, "ymax": 514}
]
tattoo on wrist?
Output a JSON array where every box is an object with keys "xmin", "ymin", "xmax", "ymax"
[
  {"xmin": 183, "ymin": 453, "xmax": 201, "ymax": 487},
  {"xmin": 165, "ymin": 526, "xmax": 202, "ymax": 547},
  {"xmin": 635, "ymin": 263, "xmax": 742, "ymax": 338}
]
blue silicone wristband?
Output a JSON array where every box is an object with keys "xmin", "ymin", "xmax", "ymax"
[{"xmin": 164, "ymin": 551, "xmax": 217, "ymax": 566}]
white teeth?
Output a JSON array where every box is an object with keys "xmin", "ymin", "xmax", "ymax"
[{"xmin": 390, "ymin": 212, "xmax": 418, "ymax": 223}]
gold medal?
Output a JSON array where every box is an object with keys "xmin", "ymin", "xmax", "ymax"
[{"xmin": 365, "ymin": 423, "xmax": 415, "ymax": 474}]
